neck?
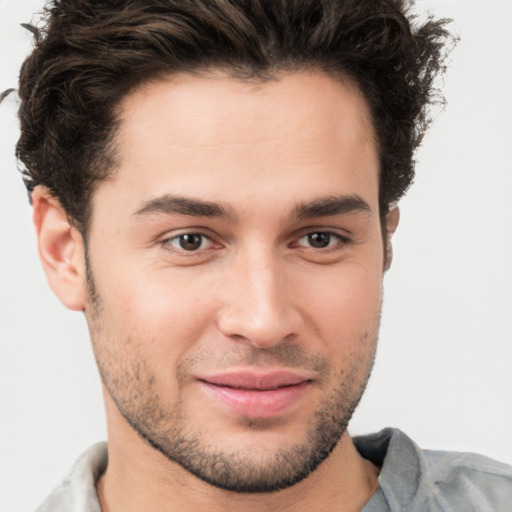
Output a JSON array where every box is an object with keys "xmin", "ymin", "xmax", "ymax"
[{"xmin": 97, "ymin": 406, "xmax": 379, "ymax": 512}]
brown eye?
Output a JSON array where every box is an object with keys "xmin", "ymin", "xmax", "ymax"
[
  {"xmin": 295, "ymin": 231, "xmax": 349, "ymax": 250},
  {"xmin": 307, "ymin": 232, "xmax": 332, "ymax": 248},
  {"xmin": 179, "ymin": 234, "xmax": 203, "ymax": 250},
  {"xmin": 166, "ymin": 233, "xmax": 211, "ymax": 252}
]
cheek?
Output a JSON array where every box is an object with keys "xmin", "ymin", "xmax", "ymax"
[
  {"xmin": 90, "ymin": 265, "xmax": 220, "ymax": 372},
  {"xmin": 295, "ymin": 261, "xmax": 383, "ymax": 350}
]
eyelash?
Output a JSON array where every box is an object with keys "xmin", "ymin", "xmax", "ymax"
[
  {"xmin": 161, "ymin": 230, "xmax": 351, "ymax": 255},
  {"xmin": 293, "ymin": 231, "xmax": 350, "ymax": 251},
  {"xmin": 162, "ymin": 233, "xmax": 216, "ymax": 254}
]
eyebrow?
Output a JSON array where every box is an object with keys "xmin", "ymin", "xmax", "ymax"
[
  {"xmin": 133, "ymin": 195, "xmax": 238, "ymax": 221},
  {"xmin": 295, "ymin": 195, "xmax": 372, "ymax": 219},
  {"xmin": 133, "ymin": 193, "xmax": 371, "ymax": 222}
]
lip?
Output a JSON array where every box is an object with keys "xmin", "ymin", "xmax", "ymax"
[{"xmin": 197, "ymin": 371, "xmax": 312, "ymax": 418}]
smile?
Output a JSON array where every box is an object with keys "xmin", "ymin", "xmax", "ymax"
[{"xmin": 198, "ymin": 371, "xmax": 312, "ymax": 418}]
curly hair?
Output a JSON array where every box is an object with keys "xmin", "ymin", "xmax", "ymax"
[{"xmin": 13, "ymin": 0, "xmax": 453, "ymax": 233}]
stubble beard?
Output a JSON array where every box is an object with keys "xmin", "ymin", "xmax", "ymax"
[{"xmin": 95, "ymin": 336, "xmax": 377, "ymax": 494}]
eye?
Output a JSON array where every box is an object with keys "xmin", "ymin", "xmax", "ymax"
[
  {"xmin": 297, "ymin": 232, "xmax": 347, "ymax": 249},
  {"xmin": 164, "ymin": 233, "xmax": 213, "ymax": 252}
]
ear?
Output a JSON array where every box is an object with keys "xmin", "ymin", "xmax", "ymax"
[
  {"xmin": 32, "ymin": 187, "xmax": 87, "ymax": 311},
  {"xmin": 383, "ymin": 206, "xmax": 400, "ymax": 271}
]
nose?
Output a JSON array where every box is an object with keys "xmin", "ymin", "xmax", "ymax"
[{"xmin": 216, "ymin": 248, "xmax": 304, "ymax": 349}]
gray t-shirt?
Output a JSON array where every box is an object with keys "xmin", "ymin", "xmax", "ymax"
[
  {"xmin": 354, "ymin": 429, "xmax": 512, "ymax": 511},
  {"xmin": 36, "ymin": 428, "xmax": 512, "ymax": 511}
]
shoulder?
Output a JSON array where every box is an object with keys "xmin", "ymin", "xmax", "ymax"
[
  {"xmin": 36, "ymin": 442, "xmax": 107, "ymax": 512},
  {"xmin": 423, "ymin": 448, "xmax": 512, "ymax": 509},
  {"xmin": 355, "ymin": 429, "xmax": 512, "ymax": 511}
]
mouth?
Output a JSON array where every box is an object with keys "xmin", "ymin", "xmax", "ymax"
[{"xmin": 197, "ymin": 371, "xmax": 312, "ymax": 418}]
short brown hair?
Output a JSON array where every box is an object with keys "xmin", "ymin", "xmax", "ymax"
[{"xmin": 13, "ymin": 0, "xmax": 452, "ymax": 232}]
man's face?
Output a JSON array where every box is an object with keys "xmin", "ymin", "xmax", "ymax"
[{"xmin": 84, "ymin": 71, "xmax": 385, "ymax": 492}]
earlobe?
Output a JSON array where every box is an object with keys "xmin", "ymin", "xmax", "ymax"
[
  {"xmin": 32, "ymin": 187, "xmax": 87, "ymax": 311},
  {"xmin": 384, "ymin": 207, "xmax": 400, "ymax": 271}
]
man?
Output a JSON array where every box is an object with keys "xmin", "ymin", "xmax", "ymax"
[{"xmin": 2, "ymin": 0, "xmax": 511, "ymax": 510}]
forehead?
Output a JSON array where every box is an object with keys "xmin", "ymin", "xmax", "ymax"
[
  {"xmin": 118, "ymin": 70, "xmax": 375, "ymax": 157},
  {"xmin": 122, "ymin": 69, "xmax": 373, "ymax": 132},
  {"xmin": 95, "ymin": 70, "xmax": 379, "ymax": 217}
]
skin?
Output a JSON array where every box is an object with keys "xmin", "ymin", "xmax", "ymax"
[{"xmin": 33, "ymin": 70, "xmax": 399, "ymax": 512}]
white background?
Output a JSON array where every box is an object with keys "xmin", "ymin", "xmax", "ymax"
[{"xmin": 1, "ymin": 1, "xmax": 511, "ymax": 510}]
